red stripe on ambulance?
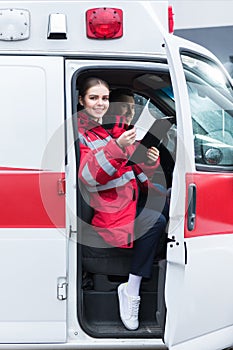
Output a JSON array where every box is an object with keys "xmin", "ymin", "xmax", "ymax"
[
  {"xmin": 0, "ymin": 171, "xmax": 65, "ymax": 228},
  {"xmin": 185, "ymin": 173, "xmax": 233, "ymax": 238}
]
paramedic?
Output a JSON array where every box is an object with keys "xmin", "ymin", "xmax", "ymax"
[
  {"xmin": 107, "ymin": 88, "xmax": 170, "ymax": 221},
  {"xmin": 77, "ymin": 77, "xmax": 167, "ymax": 331},
  {"xmin": 108, "ymin": 88, "xmax": 135, "ymax": 125}
]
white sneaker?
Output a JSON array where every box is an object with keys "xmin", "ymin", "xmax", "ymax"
[{"xmin": 117, "ymin": 282, "xmax": 141, "ymax": 330}]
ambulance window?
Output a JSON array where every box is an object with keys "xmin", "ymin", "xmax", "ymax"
[
  {"xmin": 181, "ymin": 53, "xmax": 233, "ymax": 169},
  {"xmin": 134, "ymin": 94, "xmax": 166, "ymax": 120}
]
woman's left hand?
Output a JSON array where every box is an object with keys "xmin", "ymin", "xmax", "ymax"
[{"xmin": 146, "ymin": 146, "xmax": 160, "ymax": 164}]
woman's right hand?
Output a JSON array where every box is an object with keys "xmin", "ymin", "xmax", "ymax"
[{"xmin": 116, "ymin": 127, "xmax": 136, "ymax": 149}]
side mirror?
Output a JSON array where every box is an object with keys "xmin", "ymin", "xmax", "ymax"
[{"xmin": 204, "ymin": 147, "xmax": 223, "ymax": 165}]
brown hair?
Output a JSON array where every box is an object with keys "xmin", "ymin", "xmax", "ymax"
[
  {"xmin": 109, "ymin": 88, "xmax": 134, "ymax": 102},
  {"xmin": 79, "ymin": 77, "xmax": 110, "ymax": 98}
]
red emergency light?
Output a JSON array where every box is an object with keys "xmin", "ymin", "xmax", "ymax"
[
  {"xmin": 86, "ymin": 8, "xmax": 123, "ymax": 39},
  {"xmin": 168, "ymin": 5, "xmax": 174, "ymax": 33}
]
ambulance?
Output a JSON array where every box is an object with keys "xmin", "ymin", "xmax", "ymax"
[{"xmin": 0, "ymin": 1, "xmax": 232, "ymax": 349}]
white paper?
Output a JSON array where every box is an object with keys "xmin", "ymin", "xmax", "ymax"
[{"xmin": 134, "ymin": 99, "xmax": 155, "ymax": 140}]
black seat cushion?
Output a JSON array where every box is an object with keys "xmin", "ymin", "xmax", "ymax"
[{"xmin": 81, "ymin": 224, "xmax": 133, "ymax": 276}]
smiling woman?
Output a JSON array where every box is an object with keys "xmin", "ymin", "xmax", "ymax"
[
  {"xmin": 78, "ymin": 77, "xmax": 110, "ymax": 123},
  {"xmin": 77, "ymin": 76, "xmax": 167, "ymax": 331}
]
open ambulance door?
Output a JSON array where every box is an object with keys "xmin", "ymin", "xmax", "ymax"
[
  {"xmin": 163, "ymin": 34, "xmax": 233, "ymax": 350},
  {"xmin": 0, "ymin": 56, "xmax": 67, "ymax": 343}
]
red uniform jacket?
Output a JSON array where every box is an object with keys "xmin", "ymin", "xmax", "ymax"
[{"xmin": 78, "ymin": 112, "xmax": 161, "ymax": 248}]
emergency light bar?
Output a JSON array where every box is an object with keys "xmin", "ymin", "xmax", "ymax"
[{"xmin": 86, "ymin": 8, "xmax": 123, "ymax": 39}]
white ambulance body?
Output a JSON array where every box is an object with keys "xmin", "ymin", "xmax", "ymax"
[{"xmin": 0, "ymin": 1, "xmax": 232, "ymax": 350}]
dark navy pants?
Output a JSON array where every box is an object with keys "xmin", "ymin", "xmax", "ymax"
[{"xmin": 130, "ymin": 204, "xmax": 167, "ymax": 279}]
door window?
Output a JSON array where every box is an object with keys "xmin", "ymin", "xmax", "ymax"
[{"xmin": 181, "ymin": 53, "xmax": 233, "ymax": 168}]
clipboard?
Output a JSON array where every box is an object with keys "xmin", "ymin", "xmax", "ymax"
[{"xmin": 127, "ymin": 116, "xmax": 175, "ymax": 165}]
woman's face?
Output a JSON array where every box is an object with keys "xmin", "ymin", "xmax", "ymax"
[
  {"xmin": 114, "ymin": 95, "xmax": 135, "ymax": 125},
  {"xmin": 119, "ymin": 97, "xmax": 135, "ymax": 124},
  {"xmin": 79, "ymin": 84, "xmax": 109, "ymax": 122}
]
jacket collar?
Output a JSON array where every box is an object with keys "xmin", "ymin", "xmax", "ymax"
[{"xmin": 78, "ymin": 111, "xmax": 100, "ymax": 129}]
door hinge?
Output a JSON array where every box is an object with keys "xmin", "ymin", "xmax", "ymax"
[
  {"xmin": 69, "ymin": 225, "xmax": 77, "ymax": 238},
  {"xmin": 57, "ymin": 277, "xmax": 68, "ymax": 300},
  {"xmin": 167, "ymin": 235, "xmax": 187, "ymax": 265}
]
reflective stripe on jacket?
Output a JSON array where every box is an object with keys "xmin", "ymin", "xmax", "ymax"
[{"xmin": 78, "ymin": 112, "xmax": 160, "ymax": 248}]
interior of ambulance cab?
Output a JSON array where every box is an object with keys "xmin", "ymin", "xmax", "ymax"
[{"xmin": 72, "ymin": 66, "xmax": 177, "ymax": 338}]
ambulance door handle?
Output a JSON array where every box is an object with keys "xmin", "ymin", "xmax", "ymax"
[{"xmin": 187, "ymin": 184, "xmax": 196, "ymax": 231}]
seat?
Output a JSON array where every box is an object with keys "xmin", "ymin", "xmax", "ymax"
[
  {"xmin": 81, "ymin": 224, "xmax": 133, "ymax": 276},
  {"xmin": 79, "ymin": 182, "xmax": 167, "ymax": 291}
]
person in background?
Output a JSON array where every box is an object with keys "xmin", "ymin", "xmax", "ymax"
[
  {"xmin": 106, "ymin": 88, "xmax": 161, "ymax": 169},
  {"xmin": 108, "ymin": 88, "xmax": 136, "ymax": 125},
  {"xmin": 107, "ymin": 88, "xmax": 170, "ymax": 220},
  {"xmin": 77, "ymin": 77, "xmax": 167, "ymax": 331}
]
